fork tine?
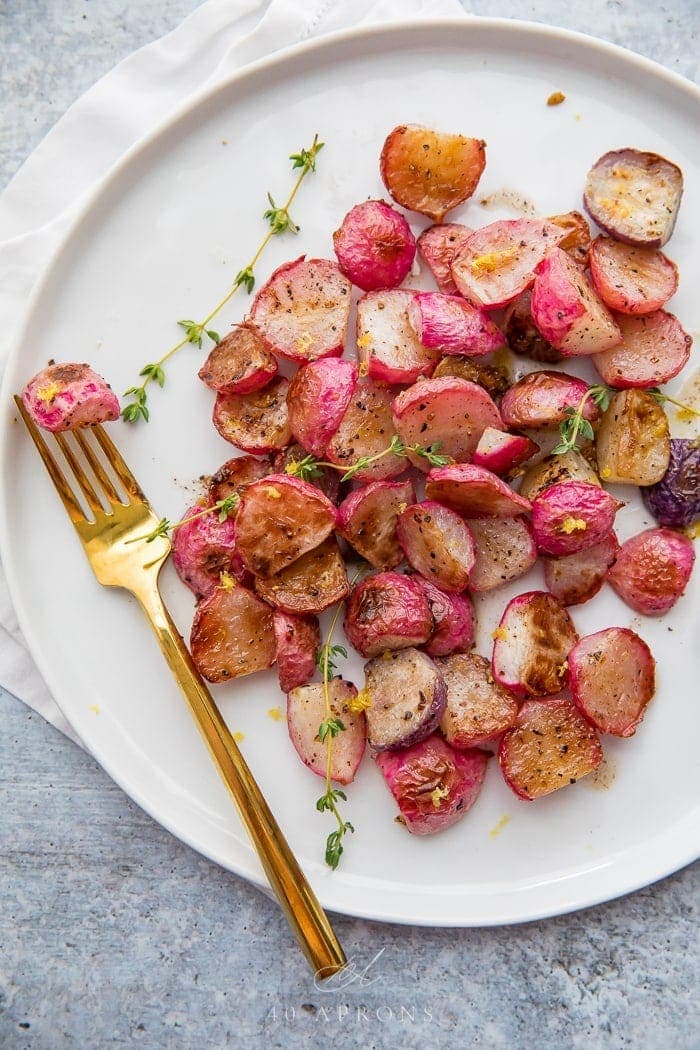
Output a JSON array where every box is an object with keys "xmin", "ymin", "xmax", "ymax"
[
  {"xmin": 92, "ymin": 424, "xmax": 147, "ymax": 504},
  {"xmin": 73, "ymin": 428, "xmax": 125, "ymax": 506},
  {"xmin": 54, "ymin": 432, "xmax": 106, "ymax": 518},
  {"xmin": 13, "ymin": 396, "xmax": 86, "ymax": 524}
]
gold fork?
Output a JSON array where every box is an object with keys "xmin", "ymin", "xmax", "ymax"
[{"xmin": 13, "ymin": 396, "xmax": 345, "ymax": 978}]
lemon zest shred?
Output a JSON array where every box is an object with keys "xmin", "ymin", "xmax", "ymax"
[
  {"xmin": 492, "ymin": 627, "xmax": 508, "ymax": 641},
  {"xmin": 36, "ymin": 382, "xmax": 61, "ymax": 403},
  {"xmin": 357, "ymin": 333, "xmax": 373, "ymax": 350},
  {"xmin": 347, "ymin": 689, "xmax": 372, "ymax": 714},
  {"xmin": 233, "ymin": 731, "xmax": 245, "ymax": 743},
  {"xmin": 557, "ymin": 660, "xmax": 569, "ymax": 677},
  {"xmin": 219, "ymin": 571, "xmax": 236, "ymax": 591},
  {"xmin": 267, "ymin": 707, "xmax": 283, "ymax": 722},
  {"xmin": 263, "ymin": 486, "xmax": 282, "ymax": 499},
  {"xmin": 471, "ymin": 247, "xmax": 518, "ymax": 273},
  {"xmin": 559, "ymin": 516, "xmax": 587, "ymax": 534},
  {"xmin": 430, "ymin": 784, "xmax": 450, "ymax": 808},
  {"xmin": 89, "ymin": 704, "xmax": 100, "ymax": 715},
  {"xmin": 295, "ymin": 332, "xmax": 314, "ymax": 355},
  {"xmin": 600, "ymin": 467, "xmax": 612, "ymax": 479},
  {"xmin": 489, "ymin": 814, "xmax": 511, "ymax": 839}
]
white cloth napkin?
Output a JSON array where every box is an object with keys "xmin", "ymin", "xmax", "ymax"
[{"xmin": 0, "ymin": 0, "xmax": 464, "ymax": 746}]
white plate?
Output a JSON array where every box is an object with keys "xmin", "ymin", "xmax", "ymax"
[{"xmin": 1, "ymin": 19, "xmax": 699, "ymax": 927}]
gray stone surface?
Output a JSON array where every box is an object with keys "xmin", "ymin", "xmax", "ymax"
[{"xmin": 1, "ymin": 2, "xmax": 698, "ymax": 1047}]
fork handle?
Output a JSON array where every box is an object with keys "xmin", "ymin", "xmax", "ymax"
[{"xmin": 133, "ymin": 580, "xmax": 346, "ymax": 978}]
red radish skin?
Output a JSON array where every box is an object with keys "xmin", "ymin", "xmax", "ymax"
[
  {"xmin": 544, "ymin": 532, "xmax": 620, "ymax": 606},
  {"xmin": 407, "ymin": 293, "xmax": 506, "ymax": 356},
  {"xmin": 414, "ymin": 578, "xmax": 476, "ymax": 657},
  {"xmin": 287, "ymin": 680, "xmax": 366, "ymax": 785},
  {"xmin": 568, "ymin": 628, "xmax": 656, "ymax": 737},
  {"xmin": 531, "ymin": 247, "xmax": 622, "ymax": 356},
  {"xmin": 356, "ymin": 289, "xmax": 439, "ymax": 384},
  {"xmin": 583, "ymin": 148, "xmax": 684, "ymax": 248},
  {"xmin": 338, "ymin": 479, "xmax": 415, "ymax": 570},
  {"xmin": 592, "ymin": 311, "xmax": 692, "ymax": 388},
  {"xmin": 492, "ymin": 591, "xmax": 578, "ymax": 699},
  {"xmin": 500, "ymin": 371, "xmax": 599, "ymax": 430},
  {"xmin": 190, "ymin": 585, "xmax": 276, "ymax": 683},
  {"xmin": 325, "ymin": 377, "xmax": 406, "ymax": 481},
  {"xmin": 467, "ymin": 516, "xmax": 537, "ymax": 592},
  {"xmin": 438, "ymin": 653, "xmax": 519, "ymax": 748},
  {"xmin": 344, "ymin": 572, "xmax": 433, "ymax": 658},
  {"xmin": 397, "ymin": 501, "xmax": 476, "ymax": 592},
  {"xmin": 273, "ymin": 611, "xmax": 320, "ymax": 693},
  {"xmin": 472, "ymin": 428, "xmax": 539, "ymax": 476},
  {"xmin": 392, "ymin": 377, "xmax": 502, "ymax": 469},
  {"xmin": 22, "ymin": 363, "xmax": 119, "ymax": 432},
  {"xmin": 607, "ymin": 527, "xmax": 696, "ymax": 615},
  {"xmin": 212, "ymin": 376, "xmax": 291, "ymax": 454},
  {"xmin": 333, "ymin": 199, "xmax": 416, "ymax": 291},
  {"xmin": 286, "ymin": 358, "xmax": 358, "ymax": 456},
  {"xmin": 172, "ymin": 503, "xmax": 248, "ymax": 599},
  {"xmin": 198, "ymin": 325, "xmax": 278, "ymax": 395},
  {"xmin": 376, "ymin": 735, "xmax": 488, "ymax": 834},
  {"xmin": 426, "ymin": 464, "xmax": 532, "ymax": 518},
  {"xmin": 249, "ymin": 256, "xmax": 351, "ymax": 362},
  {"xmin": 498, "ymin": 696, "xmax": 602, "ymax": 800},
  {"xmin": 208, "ymin": 455, "xmax": 272, "ymax": 504},
  {"xmin": 589, "ymin": 237, "xmax": 679, "ymax": 315},
  {"xmin": 254, "ymin": 538, "xmax": 349, "ymax": 615},
  {"xmin": 418, "ymin": 223, "xmax": 473, "ymax": 294},
  {"xmin": 364, "ymin": 648, "xmax": 447, "ymax": 751},
  {"xmin": 531, "ymin": 482, "xmax": 622, "ymax": 557}
]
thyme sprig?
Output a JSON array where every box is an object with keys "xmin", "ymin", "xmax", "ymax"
[
  {"xmin": 552, "ymin": 384, "xmax": 611, "ymax": 456},
  {"xmin": 121, "ymin": 134, "xmax": 324, "ymax": 424},
  {"xmin": 286, "ymin": 437, "xmax": 451, "ymax": 484},
  {"xmin": 650, "ymin": 387, "xmax": 700, "ymax": 419},
  {"xmin": 127, "ymin": 493, "xmax": 240, "ymax": 544}
]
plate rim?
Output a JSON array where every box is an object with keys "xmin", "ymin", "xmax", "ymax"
[{"xmin": 1, "ymin": 16, "xmax": 698, "ymax": 928}]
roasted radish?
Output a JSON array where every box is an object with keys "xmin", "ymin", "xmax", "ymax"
[
  {"xmin": 592, "ymin": 311, "xmax": 691, "ymax": 389},
  {"xmin": 583, "ymin": 148, "xmax": 683, "ymax": 248},
  {"xmin": 286, "ymin": 358, "xmax": 358, "ymax": 456},
  {"xmin": 543, "ymin": 532, "xmax": 619, "ymax": 606},
  {"xmin": 364, "ymin": 648, "xmax": 447, "ymax": 750},
  {"xmin": 325, "ymin": 377, "xmax": 405, "ymax": 481},
  {"xmin": 333, "ymin": 199, "xmax": 416, "ymax": 291},
  {"xmin": 22, "ymin": 363, "xmax": 119, "ymax": 432},
  {"xmin": 392, "ymin": 377, "xmax": 502, "ymax": 469},
  {"xmin": 432, "ymin": 355, "xmax": 511, "ymax": 400},
  {"xmin": 492, "ymin": 591, "xmax": 578, "ymax": 698},
  {"xmin": 568, "ymin": 628, "xmax": 656, "ymax": 737},
  {"xmin": 172, "ymin": 504, "xmax": 247, "ymax": 599},
  {"xmin": 415, "ymin": 579, "xmax": 476, "ymax": 657},
  {"xmin": 407, "ymin": 292, "xmax": 505, "ymax": 356},
  {"xmin": 425, "ymin": 464, "xmax": 532, "ymax": 517},
  {"xmin": 337, "ymin": 479, "xmax": 415, "ymax": 570},
  {"xmin": 254, "ymin": 537, "xmax": 348, "ymax": 614},
  {"xmin": 467, "ymin": 516, "xmax": 537, "ymax": 592},
  {"xmin": 212, "ymin": 376, "xmax": 291, "ymax": 454},
  {"xmin": 273, "ymin": 443, "xmax": 341, "ymax": 504},
  {"xmin": 438, "ymin": 653, "xmax": 519, "ymax": 748},
  {"xmin": 531, "ymin": 481, "xmax": 621, "ymax": 556},
  {"xmin": 518, "ymin": 450, "xmax": 601, "ymax": 502},
  {"xmin": 531, "ymin": 247, "xmax": 622, "ymax": 355},
  {"xmin": 198, "ymin": 324, "xmax": 277, "ymax": 395},
  {"xmin": 472, "ymin": 428, "xmax": 539, "ymax": 475},
  {"xmin": 596, "ymin": 389, "xmax": 671, "ymax": 486},
  {"xmin": 287, "ymin": 679, "xmax": 366, "ymax": 785},
  {"xmin": 190, "ymin": 585, "xmax": 275, "ymax": 683},
  {"xmin": 344, "ymin": 572, "xmax": 433, "ymax": 657},
  {"xmin": 548, "ymin": 210, "xmax": 591, "ymax": 266},
  {"xmin": 273, "ymin": 611, "xmax": 320, "ymax": 693},
  {"xmin": 503, "ymin": 291, "xmax": 562, "ymax": 363},
  {"xmin": 208, "ymin": 454, "xmax": 272, "ymax": 504},
  {"xmin": 588, "ymin": 237, "xmax": 679, "ymax": 315},
  {"xmin": 607, "ymin": 527, "xmax": 695, "ymax": 615},
  {"xmin": 417, "ymin": 223, "xmax": 473, "ymax": 294},
  {"xmin": 642, "ymin": 438, "xmax": 700, "ymax": 528},
  {"xmin": 500, "ymin": 371, "xmax": 598, "ymax": 430},
  {"xmin": 356, "ymin": 289, "xmax": 439, "ymax": 384},
  {"xmin": 396, "ymin": 501, "xmax": 476, "ymax": 592}
]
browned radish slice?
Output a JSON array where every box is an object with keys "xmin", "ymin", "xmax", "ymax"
[
  {"xmin": 198, "ymin": 324, "xmax": 278, "ymax": 395},
  {"xmin": 380, "ymin": 124, "xmax": 486, "ymax": 222},
  {"xmin": 376, "ymin": 735, "xmax": 488, "ymax": 834},
  {"xmin": 432, "ymin": 355, "xmax": 511, "ymax": 400},
  {"xmin": 500, "ymin": 371, "xmax": 597, "ymax": 429},
  {"xmin": 415, "ymin": 579, "xmax": 475, "ymax": 657},
  {"xmin": 589, "ymin": 237, "xmax": 679, "ymax": 315},
  {"xmin": 518, "ymin": 451, "xmax": 601, "ymax": 502},
  {"xmin": 212, "ymin": 376, "xmax": 291, "ymax": 454},
  {"xmin": 356, "ymin": 290, "xmax": 439, "ymax": 384},
  {"xmin": 22, "ymin": 362, "xmax": 120, "ymax": 432},
  {"xmin": 407, "ymin": 293, "xmax": 506, "ymax": 356},
  {"xmin": 596, "ymin": 389, "xmax": 671, "ymax": 486},
  {"xmin": 172, "ymin": 503, "xmax": 248, "ymax": 599},
  {"xmin": 208, "ymin": 454, "xmax": 273, "ymax": 504},
  {"xmin": 593, "ymin": 311, "xmax": 691, "ymax": 389},
  {"xmin": 234, "ymin": 474, "xmax": 337, "ymax": 578},
  {"xmin": 548, "ymin": 210, "xmax": 591, "ymax": 266},
  {"xmin": 333, "ymin": 199, "xmax": 416, "ymax": 291},
  {"xmin": 392, "ymin": 377, "xmax": 502, "ymax": 469},
  {"xmin": 438, "ymin": 653, "xmax": 519, "ymax": 748},
  {"xmin": 249, "ymin": 256, "xmax": 351, "ymax": 362},
  {"xmin": 426, "ymin": 464, "xmax": 532, "ymax": 517},
  {"xmin": 451, "ymin": 218, "xmax": 566, "ymax": 309},
  {"xmin": 396, "ymin": 501, "xmax": 475, "ymax": 592},
  {"xmin": 583, "ymin": 148, "xmax": 683, "ymax": 248},
  {"xmin": 467, "ymin": 516, "xmax": 537, "ymax": 592},
  {"xmin": 273, "ymin": 443, "xmax": 341, "ymax": 504},
  {"xmin": 344, "ymin": 572, "xmax": 432, "ymax": 658},
  {"xmin": 543, "ymin": 532, "xmax": 619, "ymax": 606},
  {"xmin": 503, "ymin": 291, "xmax": 563, "ymax": 364},
  {"xmin": 364, "ymin": 648, "xmax": 447, "ymax": 750},
  {"xmin": 498, "ymin": 696, "xmax": 602, "ymax": 799},
  {"xmin": 273, "ymin": 611, "xmax": 320, "ymax": 693},
  {"xmin": 531, "ymin": 248, "xmax": 621, "ymax": 355},
  {"xmin": 472, "ymin": 428, "xmax": 539, "ymax": 475},
  {"xmin": 532, "ymin": 481, "xmax": 621, "ymax": 557},
  {"xmin": 325, "ymin": 377, "xmax": 406, "ymax": 481},
  {"xmin": 568, "ymin": 628, "xmax": 656, "ymax": 737},
  {"xmin": 492, "ymin": 591, "xmax": 578, "ymax": 698},
  {"xmin": 417, "ymin": 223, "xmax": 473, "ymax": 294},
  {"xmin": 286, "ymin": 358, "xmax": 358, "ymax": 456},
  {"xmin": 337, "ymin": 478, "xmax": 415, "ymax": 570},
  {"xmin": 607, "ymin": 527, "xmax": 696, "ymax": 615},
  {"xmin": 190, "ymin": 585, "xmax": 275, "ymax": 683},
  {"xmin": 254, "ymin": 537, "xmax": 348, "ymax": 614},
  {"xmin": 287, "ymin": 679, "xmax": 366, "ymax": 785}
]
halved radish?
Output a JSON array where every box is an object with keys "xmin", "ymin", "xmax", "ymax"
[
  {"xmin": 344, "ymin": 572, "xmax": 433, "ymax": 658},
  {"xmin": 543, "ymin": 532, "xmax": 619, "ymax": 606},
  {"xmin": 425, "ymin": 464, "xmax": 532, "ymax": 517},
  {"xmin": 22, "ymin": 362, "xmax": 120, "ymax": 432},
  {"xmin": 273, "ymin": 443, "xmax": 341, "ymax": 504},
  {"xmin": 333, "ymin": 199, "xmax": 416, "ymax": 291},
  {"xmin": 338, "ymin": 478, "xmax": 415, "ymax": 570},
  {"xmin": 467, "ymin": 516, "xmax": 537, "ymax": 592},
  {"xmin": 589, "ymin": 237, "xmax": 679, "ymax": 315},
  {"xmin": 438, "ymin": 653, "xmax": 519, "ymax": 748},
  {"xmin": 592, "ymin": 311, "xmax": 692, "ymax": 388},
  {"xmin": 500, "ymin": 371, "xmax": 597, "ymax": 429},
  {"xmin": 396, "ymin": 501, "xmax": 475, "ymax": 592},
  {"xmin": 415, "ymin": 579, "xmax": 476, "ymax": 657},
  {"xmin": 273, "ymin": 611, "xmax": 320, "ymax": 693},
  {"xmin": 254, "ymin": 537, "xmax": 348, "ymax": 615},
  {"xmin": 364, "ymin": 648, "xmax": 447, "ymax": 750},
  {"xmin": 356, "ymin": 289, "xmax": 439, "ymax": 384},
  {"xmin": 380, "ymin": 124, "xmax": 486, "ymax": 222},
  {"xmin": 286, "ymin": 358, "xmax": 358, "ymax": 456},
  {"xmin": 492, "ymin": 591, "xmax": 578, "ymax": 698},
  {"xmin": 531, "ymin": 247, "xmax": 621, "ymax": 355},
  {"xmin": 432, "ymin": 355, "xmax": 511, "ymax": 400},
  {"xmin": 451, "ymin": 218, "xmax": 566, "ymax": 309},
  {"xmin": 172, "ymin": 503, "xmax": 248, "ymax": 600},
  {"xmin": 503, "ymin": 291, "xmax": 562, "ymax": 363},
  {"xmin": 518, "ymin": 450, "xmax": 601, "ymax": 502},
  {"xmin": 568, "ymin": 628, "xmax": 656, "ymax": 737},
  {"xmin": 234, "ymin": 474, "xmax": 337, "ymax": 578},
  {"xmin": 208, "ymin": 454, "xmax": 272, "ymax": 504},
  {"xmin": 472, "ymin": 428, "xmax": 539, "ymax": 475},
  {"xmin": 531, "ymin": 481, "xmax": 621, "ymax": 557},
  {"xmin": 407, "ymin": 293, "xmax": 506, "ymax": 356},
  {"xmin": 596, "ymin": 389, "xmax": 671, "ymax": 486},
  {"xmin": 287, "ymin": 679, "xmax": 366, "ymax": 785},
  {"xmin": 417, "ymin": 223, "xmax": 473, "ymax": 294},
  {"xmin": 392, "ymin": 377, "xmax": 502, "ymax": 469},
  {"xmin": 548, "ymin": 210, "xmax": 591, "ymax": 267},
  {"xmin": 583, "ymin": 148, "xmax": 683, "ymax": 248},
  {"xmin": 198, "ymin": 324, "xmax": 278, "ymax": 395},
  {"xmin": 212, "ymin": 376, "xmax": 291, "ymax": 454},
  {"xmin": 642, "ymin": 438, "xmax": 700, "ymax": 529},
  {"xmin": 498, "ymin": 696, "xmax": 602, "ymax": 800},
  {"xmin": 249, "ymin": 256, "xmax": 351, "ymax": 362},
  {"xmin": 376, "ymin": 735, "xmax": 488, "ymax": 834},
  {"xmin": 190, "ymin": 585, "xmax": 275, "ymax": 683},
  {"xmin": 325, "ymin": 377, "xmax": 406, "ymax": 481},
  {"xmin": 607, "ymin": 527, "xmax": 696, "ymax": 615}
]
